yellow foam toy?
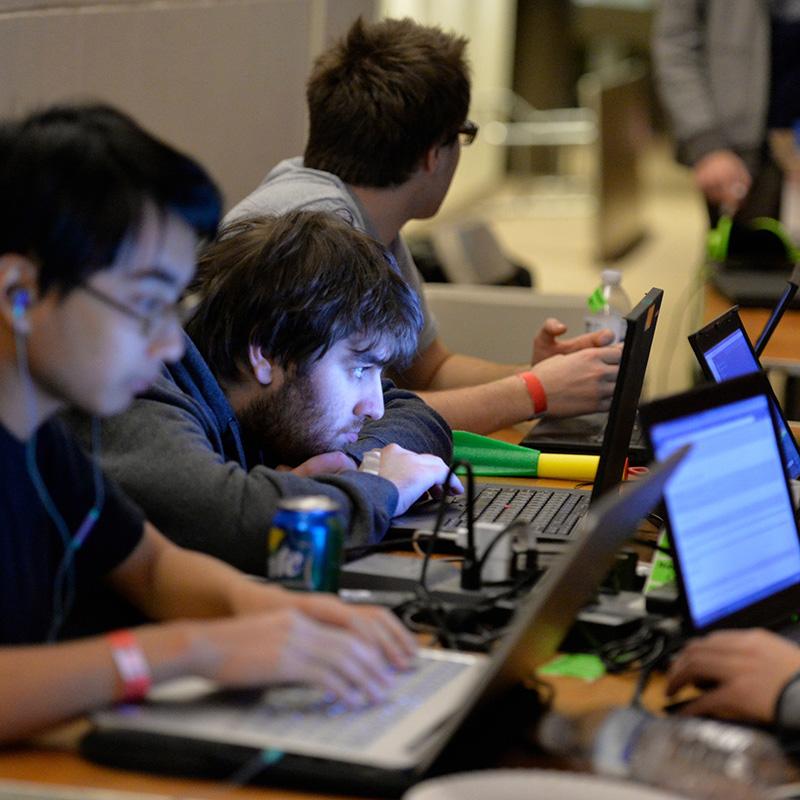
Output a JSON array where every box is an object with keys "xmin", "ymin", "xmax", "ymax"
[{"xmin": 452, "ymin": 430, "xmax": 599, "ymax": 482}]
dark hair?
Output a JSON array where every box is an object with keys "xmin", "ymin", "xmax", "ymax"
[
  {"xmin": 187, "ymin": 210, "xmax": 423, "ymax": 383},
  {"xmin": 304, "ymin": 17, "xmax": 470, "ymax": 187},
  {"xmin": 0, "ymin": 103, "xmax": 222, "ymax": 294}
]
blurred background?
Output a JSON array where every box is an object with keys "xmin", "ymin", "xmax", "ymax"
[{"xmin": 0, "ymin": 0, "xmax": 708, "ymax": 399}]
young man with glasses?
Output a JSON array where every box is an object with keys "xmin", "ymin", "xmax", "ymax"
[
  {"xmin": 227, "ymin": 16, "xmax": 621, "ymax": 435},
  {"xmin": 0, "ymin": 104, "xmax": 423, "ymax": 743}
]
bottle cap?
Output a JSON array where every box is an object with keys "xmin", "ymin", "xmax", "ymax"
[{"xmin": 600, "ymin": 268, "xmax": 621, "ymax": 286}]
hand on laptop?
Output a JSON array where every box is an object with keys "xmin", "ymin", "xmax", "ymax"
[
  {"xmin": 534, "ymin": 345, "xmax": 622, "ymax": 417},
  {"xmin": 374, "ymin": 444, "xmax": 464, "ymax": 516},
  {"xmin": 227, "ymin": 573, "xmax": 416, "ymax": 671},
  {"xmin": 185, "ymin": 609, "xmax": 401, "ymax": 706},
  {"xmin": 667, "ymin": 629, "xmax": 800, "ymax": 723},
  {"xmin": 531, "ymin": 318, "xmax": 615, "ymax": 364},
  {"xmin": 294, "ymin": 592, "xmax": 417, "ymax": 670}
]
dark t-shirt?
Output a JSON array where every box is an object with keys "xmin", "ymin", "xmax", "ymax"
[
  {"xmin": 0, "ymin": 418, "xmax": 145, "ymax": 644},
  {"xmin": 769, "ymin": 11, "xmax": 800, "ymax": 127}
]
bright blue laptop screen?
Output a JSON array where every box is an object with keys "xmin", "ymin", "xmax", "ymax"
[
  {"xmin": 703, "ymin": 329, "xmax": 800, "ymax": 479},
  {"xmin": 650, "ymin": 395, "xmax": 800, "ymax": 629}
]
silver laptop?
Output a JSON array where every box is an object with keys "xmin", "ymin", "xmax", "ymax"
[{"xmin": 85, "ymin": 450, "xmax": 685, "ymax": 791}]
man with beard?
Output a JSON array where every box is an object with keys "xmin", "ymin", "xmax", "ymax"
[{"xmin": 69, "ymin": 210, "xmax": 459, "ymax": 575}]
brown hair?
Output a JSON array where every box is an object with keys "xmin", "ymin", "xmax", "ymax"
[
  {"xmin": 187, "ymin": 210, "xmax": 423, "ymax": 382},
  {"xmin": 304, "ymin": 17, "xmax": 470, "ymax": 187}
]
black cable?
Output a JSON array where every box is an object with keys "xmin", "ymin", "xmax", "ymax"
[
  {"xmin": 408, "ymin": 462, "xmax": 545, "ymax": 650},
  {"xmin": 412, "ymin": 459, "xmax": 474, "ymax": 649},
  {"xmin": 630, "ymin": 660, "xmax": 657, "ymax": 708},
  {"xmin": 419, "ymin": 459, "xmax": 470, "ymax": 593}
]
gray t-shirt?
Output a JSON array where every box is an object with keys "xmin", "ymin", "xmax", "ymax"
[{"xmin": 225, "ymin": 157, "xmax": 438, "ymax": 354}]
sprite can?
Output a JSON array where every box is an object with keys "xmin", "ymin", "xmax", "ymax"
[{"xmin": 267, "ymin": 496, "xmax": 344, "ymax": 592}]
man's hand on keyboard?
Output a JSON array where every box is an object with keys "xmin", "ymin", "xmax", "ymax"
[
  {"xmin": 185, "ymin": 608, "xmax": 399, "ymax": 708},
  {"xmin": 372, "ymin": 444, "xmax": 464, "ymax": 517},
  {"xmin": 293, "ymin": 592, "xmax": 417, "ymax": 671}
]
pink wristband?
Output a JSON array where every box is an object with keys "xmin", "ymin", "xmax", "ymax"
[
  {"xmin": 518, "ymin": 371, "xmax": 548, "ymax": 416},
  {"xmin": 107, "ymin": 629, "xmax": 152, "ymax": 703}
]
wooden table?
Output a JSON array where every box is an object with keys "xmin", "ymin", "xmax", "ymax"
[
  {"xmin": 0, "ymin": 428, "xmax": 669, "ymax": 799},
  {"xmin": 0, "ymin": 670, "xmax": 671, "ymax": 800}
]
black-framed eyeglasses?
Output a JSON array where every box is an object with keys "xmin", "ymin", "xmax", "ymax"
[
  {"xmin": 457, "ymin": 119, "xmax": 479, "ymax": 146},
  {"xmin": 80, "ymin": 283, "xmax": 196, "ymax": 338},
  {"xmin": 442, "ymin": 120, "xmax": 479, "ymax": 149}
]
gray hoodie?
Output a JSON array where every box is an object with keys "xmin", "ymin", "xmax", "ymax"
[{"xmin": 68, "ymin": 334, "xmax": 452, "ymax": 575}]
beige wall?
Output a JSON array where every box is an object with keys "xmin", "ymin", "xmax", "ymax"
[
  {"xmin": 0, "ymin": 0, "xmax": 510, "ymax": 214},
  {"xmin": 0, "ymin": 0, "xmax": 374, "ymax": 210}
]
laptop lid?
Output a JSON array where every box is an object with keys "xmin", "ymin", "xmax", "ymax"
[
  {"xmin": 521, "ymin": 287, "xmax": 662, "ymax": 497},
  {"xmin": 392, "ymin": 288, "xmax": 662, "ymax": 540},
  {"xmin": 640, "ymin": 374, "xmax": 800, "ymax": 633},
  {"xmin": 753, "ymin": 263, "xmax": 800, "ymax": 356},
  {"xmin": 89, "ymin": 451, "xmax": 685, "ymax": 782},
  {"xmin": 590, "ymin": 287, "xmax": 662, "ymax": 500},
  {"xmin": 688, "ymin": 306, "xmax": 800, "ymax": 480}
]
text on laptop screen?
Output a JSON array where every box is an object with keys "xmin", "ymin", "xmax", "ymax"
[
  {"xmin": 650, "ymin": 395, "xmax": 800, "ymax": 629},
  {"xmin": 703, "ymin": 328, "xmax": 800, "ymax": 479}
]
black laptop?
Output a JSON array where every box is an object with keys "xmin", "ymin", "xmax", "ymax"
[
  {"xmin": 640, "ymin": 374, "xmax": 800, "ymax": 635},
  {"xmin": 520, "ymin": 287, "xmax": 662, "ymax": 465},
  {"xmin": 688, "ymin": 306, "xmax": 800, "ymax": 481},
  {"xmin": 394, "ymin": 288, "xmax": 663, "ymax": 546}
]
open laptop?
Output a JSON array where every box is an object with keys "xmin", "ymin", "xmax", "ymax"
[
  {"xmin": 520, "ymin": 287, "xmax": 662, "ymax": 465},
  {"xmin": 688, "ymin": 306, "xmax": 800, "ymax": 481},
  {"xmin": 83, "ymin": 452, "xmax": 685, "ymax": 795},
  {"xmin": 640, "ymin": 373, "xmax": 800, "ymax": 634},
  {"xmin": 395, "ymin": 287, "xmax": 663, "ymax": 545},
  {"xmin": 753, "ymin": 262, "xmax": 800, "ymax": 356}
]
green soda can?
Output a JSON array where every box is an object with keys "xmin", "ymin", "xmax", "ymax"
[{"xmin": 267, "ymin": 496, "xmax": 344, "ymax": 592}]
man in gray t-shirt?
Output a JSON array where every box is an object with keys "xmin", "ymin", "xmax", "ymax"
[{"xmin": 228, "ymin": 17, "xmax": 621, "ymax": 435}]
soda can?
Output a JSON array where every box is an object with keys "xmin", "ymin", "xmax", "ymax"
[{"xmin": 267, "ymin": 496, "xmax": 344, "ymax": 592}]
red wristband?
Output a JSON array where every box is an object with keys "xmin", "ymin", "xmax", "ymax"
[
  {"xmin": 107, "ymin": 629, "xmax": 152, "ymax": 703},
  {"xmin": 518, "ymin": 371, "xmax": 548, "ymax": 416}
]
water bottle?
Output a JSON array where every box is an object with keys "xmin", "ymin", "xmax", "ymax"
[
  {"xmin": 537, "ymin": 706, "xmax": 794, "ymax": 800},
  {"xmin": 585, "ymin": 268, "xmax": 631, "ymax": 343}
]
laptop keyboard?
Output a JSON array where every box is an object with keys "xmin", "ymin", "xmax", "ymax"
[
  {"xmin": 441, "ymin": 487, "xmax": 590, "ymax": 540},
  {"xmin": 238, "ymin": 656, "xmax": 469, "ymax": 749}
]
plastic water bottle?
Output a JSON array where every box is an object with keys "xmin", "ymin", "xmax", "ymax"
[
  {"xmin": 585, "ymin": 269, "xmax": 631, "ymax": 343},
  {"xmin": 537, "ymin": 706, "xmax": 794, "ymax": 800}
]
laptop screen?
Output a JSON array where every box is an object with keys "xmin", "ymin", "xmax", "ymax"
[
  {"xmin": 697, "ymin": 324, "xmax": 800, "ymax": 479},
  {"xmin": 704, "ymin": 328, "xmax": 758, "ymax": 381},
  {"xmin": 649, "ymin": 393, "xmax": 800, "ymax": 630}
]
